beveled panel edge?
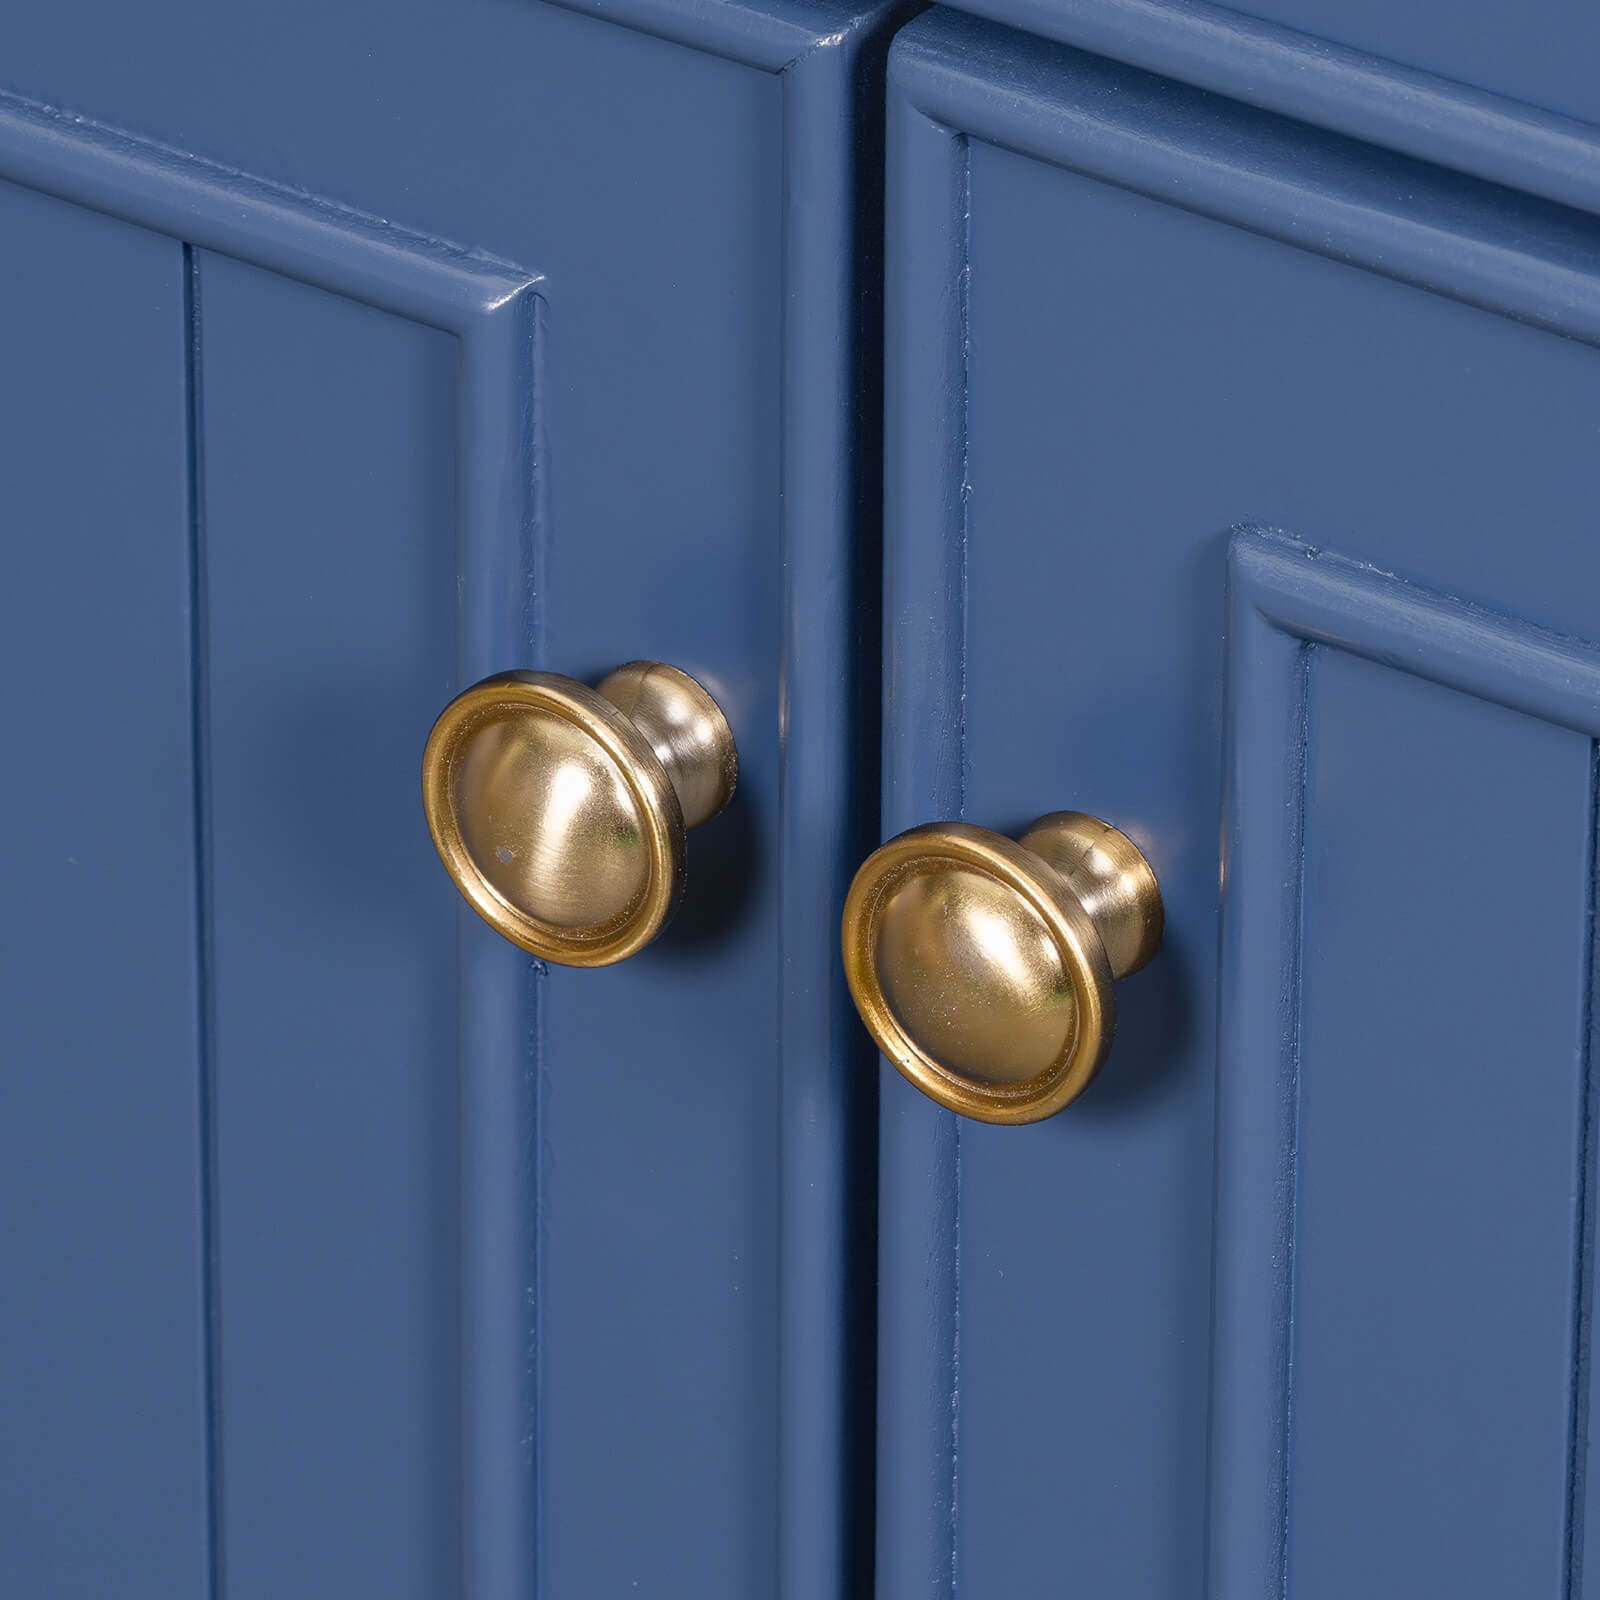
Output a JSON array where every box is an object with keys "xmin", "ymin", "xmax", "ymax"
[
  {"xmin": 1233, "ymin": 528, "xmax": 1600, "ymax": 738},
  {"xmin": 0, "ymin": 86, "xmax": 546, "ymax": 684},
  {"xmin": 1213, "ymin": 525, "xmax": 1600, "ymax": 1598},
  {"xmin": 1212, "ymin": 552, "xmax": 1307, "ymax": 1600},
  {"xmin": 890, "ymin": 8, "xmax": 1600, "ymax": 351},
  {"xmin": 946, "ymin": 0, "xmax": 1600, "ymax": 221},
  {"xmin": 0, "ymin": 88, "xmax": 540, "ymax": 325},
  {"xmin": 0, "ymin": 88, "xmax": 546, "ymax": 1600}
]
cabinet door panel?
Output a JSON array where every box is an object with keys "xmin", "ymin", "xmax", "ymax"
[
  {"xmin": 1291, "ymin": 649, "xmax": 1589, "ymax": 1595},
  {"xmin": 0, "ymin": 0, "xmax": 893, "ymax": 1594},
  {"xmin": 881, "ymin": 13, "xmax": 1600, "ymax": 1598},
  {"xmin": 199, "ymin": 254, "xmax": 463, "ymax": 1598},
  {"xmin": 0, "ymin": 179, "xmax": 210, "ymax": 1600}
]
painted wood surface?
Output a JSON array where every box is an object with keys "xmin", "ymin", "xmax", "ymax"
[
  {"xmin": 0, "ymin": 1, "xmax": 898, "ymax": 1594},
  {"xmin": 931, "ymin": 0, "xmax": 1600, "ymax": 210},
  {"xmin": 882, "ymin": 10, "xmax": 1600, "ymax": 1596},
  {"xmin": 12, "ymin": 0, "xmax": 1600, "ymax": 1595},
  {"xmin": 0, "ymin": 177, "xmax": 211, "ymax": 1600},
  {"xmin": 1218, "ymin": 532, "xmax": 1600, "ymax": 1598}
]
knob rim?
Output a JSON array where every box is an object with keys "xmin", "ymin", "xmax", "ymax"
[
  {"xmin": 422, "ymin": 671, "xmax": 685, "ymax": 967},
  {"xmin": 842, "ymin": 821, "xmax": 1116, "ymax": 1125}
]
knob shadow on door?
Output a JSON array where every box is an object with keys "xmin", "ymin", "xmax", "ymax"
[
  {"xmin": 422, "ymin": 661, "xmax": 737, "ymax": 967},
  {"xmin": 841, "ymin": 812, "xmax": 1162, "ymax": 1124}
]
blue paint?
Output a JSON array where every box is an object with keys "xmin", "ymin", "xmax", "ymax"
[
  {"xmin": 0, "ymin": 178, "xmax": 211, "ymax": 1600},
  {"xmin": 1294, "ymin": 653, "xmax": 1586, "ymax": 1595},
  {"xmin": 922, "ymin": 0, "xmax": 1600, "ymax": 217},
  {"xmin": 892, "ymin": 15, "xmax": 1600, "ymax": 348},
  {"xmin": 875, "ymin": 38, "xmax": 970, "ymax": 1600},
  {"xmin": 0, "ymin": 1, "xmax": 899, "ymax": 1595},
  {"xmin": 198, "ymin": 254, "xmax": 468, "ymax": 1600},
  {"xmin": 1221, "ymin": 0, "xmax": 1600, "ymax": 126},
  {"xmin": 0, "ymin": 100, "xmax": 542, "ymax": 1595},
  {"xmin": 19, "ymin": 0, "xmax": 1600, "ymax": 1593},
  {"xmin": 1220, "ymin": 532, "xmax": 1600, "ymax": 1595},
  {"xmin": 883, "ymin": 10, "xmax": 1600, "ymax": 1596}
]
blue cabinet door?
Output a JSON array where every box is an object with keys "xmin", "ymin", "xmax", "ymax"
[
  {"xmin": 878, "ymin": 10, "xmax": 1600, "ymax": 1597},
  {"xmin": 0, "ymin": 3, "xmax": 893, "ymax": 1594}
]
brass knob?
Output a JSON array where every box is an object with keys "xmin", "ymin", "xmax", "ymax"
[
  {"xmin": 422, "ymin": 661, "xmax": 737, "ymax": 967},
  {"xmin": 841, "ymin": 812, "xmax": 1162, "ymax": 1124}
]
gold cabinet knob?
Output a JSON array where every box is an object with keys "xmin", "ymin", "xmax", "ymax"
[
  {"xmin": 422, "ymin": 661, "xmax": 737, "ymax": 967},
  {"xmin": 841, "ymin": 812, "xmax": 1162, "ymax": 1124}
]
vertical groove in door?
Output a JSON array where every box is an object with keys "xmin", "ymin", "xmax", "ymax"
[
  {"xmin": 1278, "ymin": 641, "xmax": 1313, "ymax": 1600},
  {"xmin": 528, "ymin": 297, "xmax": 549, "ymax": 1600},
  {"xmin": 880, "ymin": 66, "xmax": 970, "ymax": 1600},
  {"xmin": 1563, "ymin": 739, "xmax": 1600, "ymax": 1599},
  {"xmin": 947, "ymin": 125, "xmax": 972, "ymax": 1600},
  {"xmin": 183, "ymin": 240, "xmax": 225, "ymax": 1600},
  {"xmin": 948, "ymin": 1122, "xmax": 962, "ymax": 1596},
  {"xmin": 777, "ymin": 14, "xmax": 922, "ymax": 1590}
]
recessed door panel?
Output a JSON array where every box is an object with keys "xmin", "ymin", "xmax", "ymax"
[
  {"xmin": 1292, "ymin": 648, "xmax": 1589, "ymax": 1595},
  {"xmin": 0, "ymin": 180, "xmax": 210, "ymax": 1597},
  {"xmin": 199, "ymin": 254, "xmax": 464, "ymax": 1599},
  {"xmin": 881, "ymin": 13, "xmax": 1600, "ymax": 1598}
]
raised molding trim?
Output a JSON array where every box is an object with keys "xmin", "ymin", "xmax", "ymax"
[
  {"xmin": 948, "ymin": 0, "xmax": 1600, "ymax": 220},
  {"xmin": 1215, "ymin": 526, "xmax": 1600, "ymax": 1595},
  {"xmin": 894, "ymin": 9, "xmax": 1600, "ymax": 352},
  {"xmin": 0, "ymin": 83, "xmax": 544, "ymax": 1600}
]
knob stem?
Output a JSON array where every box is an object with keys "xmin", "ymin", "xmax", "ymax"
[
  {"xmin": 1018, "ymin": 811, "xmax": 1162, "ymax": 981},
  {"xmin": 596, "ymin": 661, "xmax": 738, "ymax": 830}
]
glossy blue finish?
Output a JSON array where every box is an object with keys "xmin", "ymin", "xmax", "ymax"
[
  {"xmin": 1296, "ymin": 662, "xmax": 1582, "ymax": 1593},
  {"xmin": 882, "ymin": 9, "xmax": 1600, "ymax": 1596},
  {"xmin": 1219, "ymin": 0, "xmax": 1600, "ymax": 125},
  {"xmin": 0, "ymin": 180, "xmax": 210, "ymax": 1598},
  {"xmin": 1218, "ymin": 532, "xmax": 1600, "ymax": 1596},
  {"xmin": 0, "ymin": 1, "xmax": 895, "ymax": 1594},
  {"xmin": 937, "ymin": 0, "xmax": 1600, "ymax": 162},
  {"xmin": 1, "ymin": 94, "xmax": 540, "ymax": 1595}
]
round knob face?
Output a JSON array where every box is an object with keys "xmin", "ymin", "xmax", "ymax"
[
  {"xmin": 842, "ymin": 823, "xmax": 1115, "ymax": 1124},
  {"xmin": 873, "ymin": 862, "xmax": 1078, "ymax": 1088},
  {"xmin": 423, "ymin": 673, "xmax": 684, "ymax": 966},
  {"xmin": 452, "ymin": 704, "xmax": 653, "ymax": 933}
]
